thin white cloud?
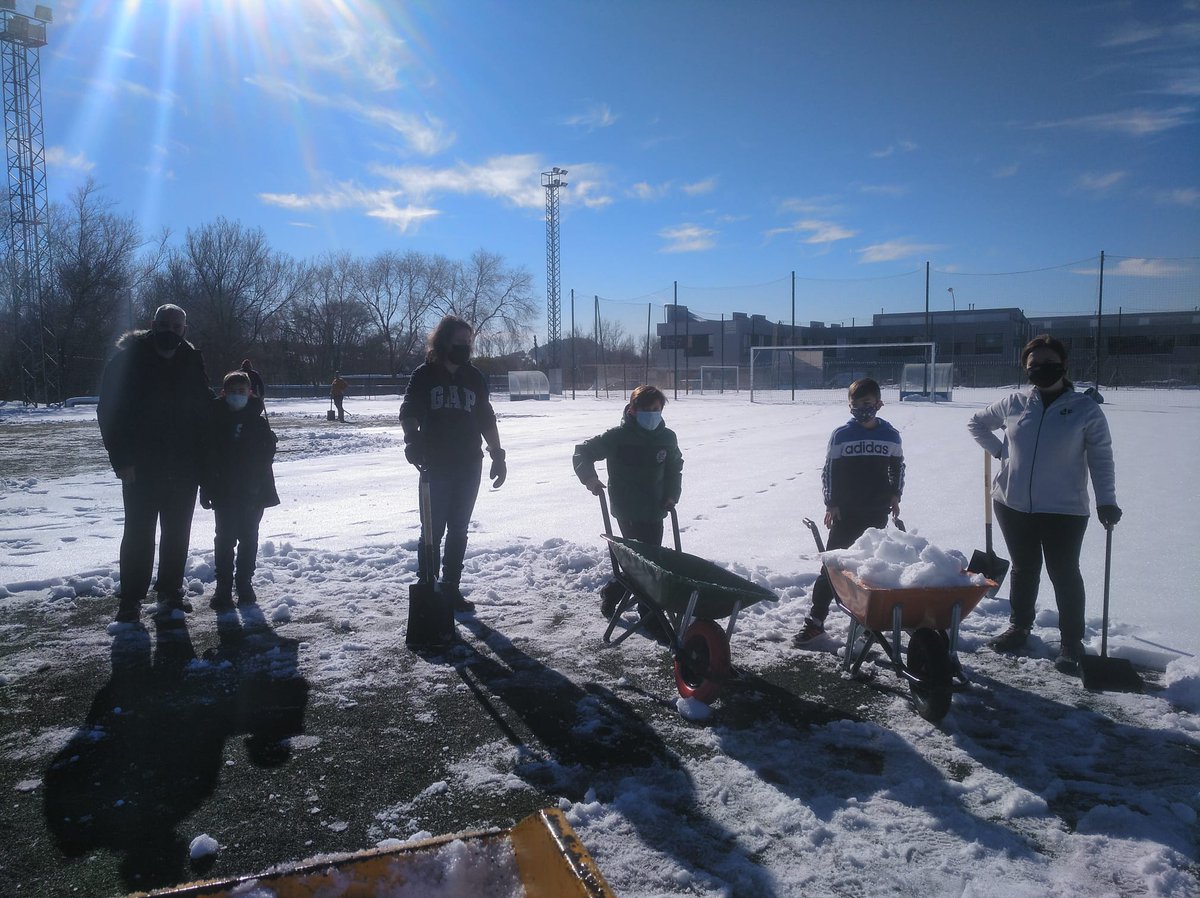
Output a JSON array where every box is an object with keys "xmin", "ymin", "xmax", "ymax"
[
  {"xmin": 1101, "ymin": 22, "xmax": 1164, "ymax": 48},
  {"xmin": 871, "ymin": 139, "xmax": 917, "ymax": 158},
  {"xmin": 993, "ymin": 163, "xmax": 1019, "ymax": 178},
  {"xmin": 44, "ymin": 146, "xmax": 95, "ymax": 172},
  {"xmin": 1106, "ymin": 258, "xmax": 1194, "ymax": 277},
  {"xmin": 682, "ymin": 178, "xmax": 717, "ymax": 196},
  {"xmin": 1153, "ymin": 187, "xmax": 1200, "ymax": 207},
  {"xmin": 857, "ymin": 239, "xmax": 942, "ymax": 263},
  {"xmin": 300, "ymin": 29, "xmax": 413, "ymax": 92},
  {"xmin": 779, "ymin": 195, "xmax": 843, "ymax": 215},
  {"xmin": 1162, "ymin": 72, "xmax": 1200, "ymax": 96},
  {"xmin": 630, "ymin": 181, "xmax": 671, "ymax": 201},
  {"xmin": 1075, "ymin": 170, "xmax": 1127, "ymax": 192},
  {"xmin": 288, "ymin": 221, "xmax": 317, "ymax": 229},
  {"xmin": 1028, "ymin": 106, "xmax": 1194, "ymax": 136},
  {"xmin": 659, "ymin": 224, "xmax": 716, "ymax": 253},
  {"xmin": 246, "ymin": 75, "xmax": 452, "ymax": 156},
  {"xmin": 258, "ymin": 183, "xmax": 440, "ymax": 234},
  {"xmin": 858, "ymin": 183, "xmax": 909, "ymax": 197},
  {"xmin": 564, "ymin": 103, "xmax": 617, "ymax": 130},
  {"xmin": 261, "ymin": 157, "xmax": 613, "ymax": 229},
  {"xmin": 766, "ymin": 219, "xmax": 856, "ymax": 245}
]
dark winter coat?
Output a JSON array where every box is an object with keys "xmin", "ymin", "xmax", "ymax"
[
  {"xmin": 244, "ymin": 366, "xmax": 265, "ymax": 398},
  {"xmin": 201, "ymin": 394, "xmax": 280, "ymax": 509},
  {"xmin": 97, "ymin": 330, "xmax": 213, "ymax": 481},
  {"xmin": 573, "ymin": 411, "xmax": 683, "ymax": 522},
  {"xmin": 398, "ymin": 361, "xmax": 498, "ymax": 470}
]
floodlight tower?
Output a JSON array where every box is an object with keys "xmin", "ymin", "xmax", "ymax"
[
  {"xmin": 541, "ymin": 167, "xmax": 567, "ymax": 368},
  {"xmin": 1, "ymin": 2, "xmax": 55, "ymax": 405}
]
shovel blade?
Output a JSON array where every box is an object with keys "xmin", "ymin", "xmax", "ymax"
[
  {"xmin": 405, "ymin": 581, "xmax": 454, "ymax": 649},
  {"xmin": 1080, "ymin": 655, "xmax": 1143, "ymax": 693},
  {"xmin": 968, "ymin": 550, "xmax": 1010, "ymax": 598}
]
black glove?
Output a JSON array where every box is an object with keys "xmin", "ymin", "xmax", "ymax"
[
  {"xmin": 404, "ymin": 435, "xmax": 424, "ymax": 469},
  {"xmin": 1097, "ymin": 504, "xmax": 1122, "ymax": 527},
  {"xmin": 488, "ymin": 448, "xmax": 507, "ymax": 488}
]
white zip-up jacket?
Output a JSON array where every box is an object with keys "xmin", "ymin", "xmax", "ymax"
[{"xmin": 967, "ymin": 385, "xmax": 1116, "ymax": 516}]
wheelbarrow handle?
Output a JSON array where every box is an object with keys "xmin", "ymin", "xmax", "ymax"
[
  {"xmin": 598, "ymin": 488, "xmax": 614, "ymax": 537},
  {"xmin": 670, "ymin": 506, "xmax": 682, "ymax": 552}
]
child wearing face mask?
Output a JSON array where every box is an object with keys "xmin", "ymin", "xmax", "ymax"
[
  {"xmin": 199, "ymin": 370, "xmax": 280, "ymax": 611},
  {"xmin": 795, "ymin": 377, "xmax": 905, "ymax": 645},
  {"xmin": 573, "ymin": 384, "xmax": 684, "ymax": 620}
]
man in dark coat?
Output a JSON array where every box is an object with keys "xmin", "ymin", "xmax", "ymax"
[{"xmin": 98, "ymin": 303, "xmax": 214, "ymax": 623}]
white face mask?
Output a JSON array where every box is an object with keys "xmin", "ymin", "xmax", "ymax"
[
  {"xmin": 225, "ymin": 394, "xmax": 249, "ymax": 411},
  {"xmin": 635, "ymin": 410, "xmax": 662, "ymax": 430}
]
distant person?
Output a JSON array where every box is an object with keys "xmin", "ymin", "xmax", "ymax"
[
  {"xmin": 199, "ymin": 370, "xmax": 280, "ymax": 611},
  {"xmin": 97, "ymin": 303, "xmax": 213, "ymax": 624},
  {"xmin": 968, "ymin": 334, "xmax": 1120, "ymax": 674},
  {"xmin": 241, "ymin": 358, "xmax": 265, "ymax": 399},
  {"xmin": 330, "ymin": 373, "xmax": 348, "ymax": 422},
  {"xmin": 573, "ymin": 385, "xmax": 683, "ymax": 622},
  {"xmin": 399, "ymin": 316, "xmax": 506, "ymax": 612},
  {"xmin": 795, "ymin": 377, "xmax": 904, "ymax": 645}
]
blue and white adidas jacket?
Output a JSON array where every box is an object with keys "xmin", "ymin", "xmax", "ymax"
[{"xmin": 822, "ymin": 417, "xmax": 905, "ymax": 511}]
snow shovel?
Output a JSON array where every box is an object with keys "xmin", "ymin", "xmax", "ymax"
[
  {"xmin": 326, "ymin": 396, "xmax": 336, "ymax": 422},
  {"xmin": 1081, "ymin": 525, "xmax": 1142, "ymax": 693},
  {"xmin": 405, "ymin": 473, "xmax": 454, "ymax": 650},
  {"xmin": 968, "ymin": 452, "xmax": 1009, "ymax": 596}
]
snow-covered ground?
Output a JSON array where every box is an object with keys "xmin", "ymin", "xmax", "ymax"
[{"xmin": 2, "ymin": 386, "xmax": 1198, "ymax": 896}]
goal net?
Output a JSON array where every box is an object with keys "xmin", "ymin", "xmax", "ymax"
[
  {"xmin": 699, "ymin": 366, "xmax": 740, "ymax": 393},
  {"xmin": 749, "ymin": 343, "xmax": 937, "ymax": 402}
]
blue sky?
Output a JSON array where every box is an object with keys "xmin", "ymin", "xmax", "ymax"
[{"xmin": 35, "ymin": 0, "xmax": 1200, "ymax": 323}]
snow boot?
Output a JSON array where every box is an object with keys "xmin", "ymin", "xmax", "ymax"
[
  {"xmin": 442, "ymin": 583, "xmax": 475, "ymax": 613},
  {"xmin": 210, "ymin": 583, "xmax": 235, "ymax": 612},
  {"xmin": 600, "ymin": 580, "xmax": 625, "ymax": 619},
  {"xmin": 236, "ymin": 582, "xmax": 257, "ymax": 607},
  {"xmin": 988, "ymin": 625, "xmax": 1030, "ymax": 653},
  {"xmin": 114, "ymin": 594, "xmax": 142, "ymax": 624}
]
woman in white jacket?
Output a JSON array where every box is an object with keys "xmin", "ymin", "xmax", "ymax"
[{"xmin": 967, "ymin": 334, "xmax": 1121, "ymax": 674}]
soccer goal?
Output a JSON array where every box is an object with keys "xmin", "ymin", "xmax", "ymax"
[
  {"xmin": 699, "ymin": 366, "xmax": 740, "ymax": 394},
  {"xmin": 749, "ymin": 343, "xmax": 937, "ymax": 402}
]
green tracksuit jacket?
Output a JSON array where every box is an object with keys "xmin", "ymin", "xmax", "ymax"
[{"xmin": 573, "ymin": 413, "xmax": 683, "ymax": 522}]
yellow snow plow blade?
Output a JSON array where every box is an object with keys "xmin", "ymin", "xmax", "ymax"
[{"xmin": 131, "ymin": 807, "xmax": 615, "ymax": 898}]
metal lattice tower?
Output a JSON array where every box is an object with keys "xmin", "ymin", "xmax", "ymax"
[
  {"xmin": 1, "ymin": 4, "xmax": 56, "ymax": 405},
  {"xmin": 541, "ymin": 167, "xmax": 566, "ymax": 368}
]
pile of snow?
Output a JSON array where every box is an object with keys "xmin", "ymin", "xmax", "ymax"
[{"xmin": 821, "ymin": 526, "xmax": 988, "ymax": 589}]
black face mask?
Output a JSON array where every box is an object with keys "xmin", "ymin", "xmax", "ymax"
[
  {"xmin": 153, "ymin": 329, "xmax": 183, "ymax": 354},
  {"xmin": 448, "ymin": 345, "xmax": 471, "ymax": 366},
  {"xmin": 1027, "ymin": 362, "xmax": 1066, "ymax": 388}
]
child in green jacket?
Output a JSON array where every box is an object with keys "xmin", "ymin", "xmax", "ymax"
[{"xmin": 573, "ymin": 385, "xmax": 684, "ymax": 619}]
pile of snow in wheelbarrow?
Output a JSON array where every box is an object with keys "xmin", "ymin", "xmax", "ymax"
[{"xmin": 821, "ymin": 527, "xmax": 989, "ymax": 589}]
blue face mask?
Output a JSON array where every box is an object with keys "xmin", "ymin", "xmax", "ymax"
[
  {"xmin": 635, "ymin": 410, "xmax": 662, "ymax": 430},
  {"xmin": 225, "ymin": 394, "xmax": 249, "ymax": 411}
]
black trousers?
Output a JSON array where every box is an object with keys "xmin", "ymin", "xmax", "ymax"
[
  {"xmin": 809, "ymin": 508, "xmax": 890, "ymax": 622},
  {"xmin": 332, "ymin": 395, "xmax": 345, "ymax": 421},
  {"xmin": 617, "ymin": 517, "xmax": 664, "ymax": 547},
  {"xmin": 993, "ymin": 501, "xmax": 1089, "ymax": 643},
  {"xmin": 119, "ymin": 474, "xmax": 198, "ymax": 600},
  {"xmin": 214, "ymin": 503, "xmax": 265, "ymax": 589},
  {"xmin": 417, "ymin": 460, "xmax": 483, "ymax": 587}
]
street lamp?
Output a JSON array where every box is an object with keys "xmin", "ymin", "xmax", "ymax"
[{"xmin": 946, "ymin": 287, "xmax": 957, "ymax": 387}]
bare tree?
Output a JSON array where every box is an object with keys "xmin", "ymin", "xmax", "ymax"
[
  {"xmin": 436, "ymin": 249, "xmax": 538, "ymax": 357},
  {"xmin": 288, "ymin": 253, "xmax": 372, "ymax": 383},
  {"xmin": 167, "ymin": 217, "xmax": 304, "ymax": 375},
  {"xmin": 351, "ymin": 250, "xmax": 446, "ymax": 374},
  {"xmin": 45, "ymin": 179, "xmax": 142, "ymax": 394}
]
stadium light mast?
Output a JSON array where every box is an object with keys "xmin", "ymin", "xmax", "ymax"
[
  {"xmin": 1, "ymin": 2, "xmax": 56, "ymax": 405},
  {"xmin": 541, "ymin": 167, "xmax": 567, "ymax": 369}
]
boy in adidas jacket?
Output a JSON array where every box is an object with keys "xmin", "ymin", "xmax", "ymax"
[{"xmin": 795, "ymin": 377, "xmax": 904, "ymax": 644}]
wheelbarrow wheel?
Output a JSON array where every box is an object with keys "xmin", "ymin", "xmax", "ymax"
[
  {"xmin": 673, "ymin": 619, "xmax": 731, "ymax": 705},
  {"xmin": 906, "ymin": 628, "xmax": 952, "ymax": 722}
]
